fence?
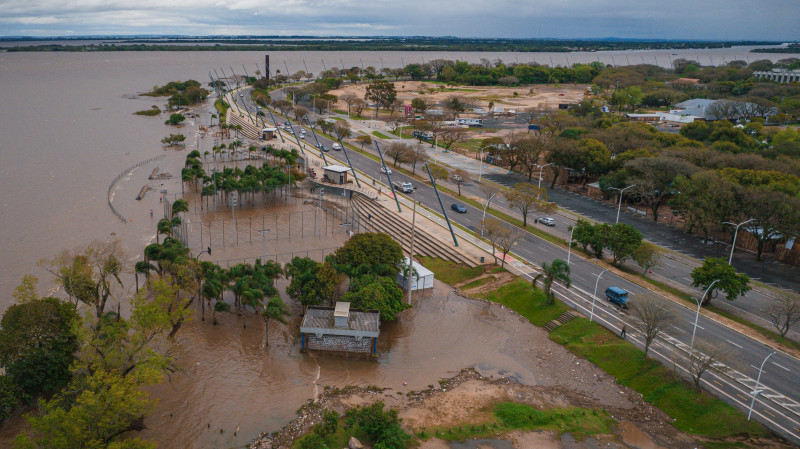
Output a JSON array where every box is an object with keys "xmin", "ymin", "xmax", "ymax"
[
  {"xmin": 205, "ymin": 247, "xmax": 343, "ymax": 268},
  {"xmin": 107, "ymin": 154, "xmax": 166, "ymax": 223}
]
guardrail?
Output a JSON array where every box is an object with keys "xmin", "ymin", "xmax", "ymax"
[{"xmin": 107, "ymin": 154, "xmax": 166, "ymax": 222}]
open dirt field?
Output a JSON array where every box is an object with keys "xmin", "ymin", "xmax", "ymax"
[{"xmin": 329, "ymin": 81, "xmax": 587, "ymax": 114}]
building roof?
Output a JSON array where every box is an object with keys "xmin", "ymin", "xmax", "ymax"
[
  {"xmin": 301, "ymin": 306, "xmax": 380, "ymax": 337},
  {"xmin": 401, "ymin": 257, "xmax": 434, "ymax": 278},
  {"xmin": 674, "ymin": 98, "xmax": 717, "ymax": 109},
  {"xmin": 323, "ymin": 165, "xmax": 351, "ymax": 173}
]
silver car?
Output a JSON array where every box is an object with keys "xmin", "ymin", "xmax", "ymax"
[{"xmin": 539, "ymin": 217, "xmax": 556, "ymax": 226}]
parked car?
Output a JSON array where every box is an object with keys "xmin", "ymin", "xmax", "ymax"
[
  {"xmin": 380, "ymin": 166, "xmax": 392, "ymax": 175},
  {"xmin": 539, "ymin": 217, "xmax": 556, "ymax": 226},
  {"xmin": 451, "ymin": 203, "xmax": 467, "ymax": 213},
  {"xmin": 332, "ymin": 143, "xmax": 342, "ymax": 151}
]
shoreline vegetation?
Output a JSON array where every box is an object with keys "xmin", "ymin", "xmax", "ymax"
[{"xmin": 1, "ymin": 37, "xmax": 783, "ymax": 52}]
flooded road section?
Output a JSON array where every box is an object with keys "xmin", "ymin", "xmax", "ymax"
[{"xmin": 138, "ymin": 282, "xmax": 625, "ymax": 449}]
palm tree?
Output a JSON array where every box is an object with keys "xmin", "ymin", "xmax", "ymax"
[
  {"xmin": 202, "ymin": 277, "xmax": 223, "ymax": 323},
  {"xmin": 262, "ymin": 296, "xmax": 290, "ymax": 347},
  {"xmin": 212, "ymin": 299, "xmax": 230, "ymax": 325},
  {"xmin": 156, "ymin": 218, "xmax": 173, "ymax": 244},
  {"xmin": 134, "ymin": 260, "xmax": 154, "ymax": 294},
  {"xmin": 533, "ymin": 259, "xmax": 571, "ymax": 305},
  {"xmin": 171, "ymin": 198, "xmax": 189, "ymax": 216}
]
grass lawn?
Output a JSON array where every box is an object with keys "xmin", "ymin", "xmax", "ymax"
[
  {"xmin": 550, "ymin": 318, "xmax": 767, "ymax": 439},
  {"xmin": 460, "ymin": 275, "xmax": 496, "ymax": 290},
  {"xmin": 479, "ymin": 279, "xmax": 569, "ymax": 327},
  {"xmin": 417, "ymin": 256, "xmax": 484, "ymax": 285},
  {"xmin": 372, "ymin": 131, "xmax": 393, "ymax": 139}
]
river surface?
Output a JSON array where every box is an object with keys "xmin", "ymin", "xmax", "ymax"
[{"xmin": 0, "ymin": 47, "xmax": 791, "ymax": 447}]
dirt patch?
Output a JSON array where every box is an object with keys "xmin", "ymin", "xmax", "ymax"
[
  {"xmin": 328, "ymin": 81, "xmax": 586, "ymax": 114},
  {"xmin": 456, "ymin": 271, "xmax": 518, "ymax": 295},
  {"xmin": 507, "ymin": 430, "xmax": 560, "ymax": 449}
]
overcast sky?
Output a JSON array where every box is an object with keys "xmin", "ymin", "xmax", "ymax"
[{"xmin": 1, "ymin": 0, "xmax": 798, "ymax": 40}]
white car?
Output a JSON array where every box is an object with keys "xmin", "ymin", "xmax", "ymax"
[
  {"xmin": 332, "ymin": 143, "xmax": 342, "ymax": 151},
  {"xmin": 539, "ymin": 217, "xmax": 556, "ymax": 226},
  {"xmin": 380, "ymin": 166, "xmax": 392, "ymax": 175}
]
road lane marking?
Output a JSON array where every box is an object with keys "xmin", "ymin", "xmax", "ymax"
[
  {"xmin": 737, "ymin": 393, "xmax": 748, "ymax": 401},
  {"xmin": 689, "ymin": 322, "xmax": 704, "ymax": 330},
  {"xmin": 763, "ymin": 409, "xmax": 776, "ymax": 418},
  {"xmin": 771, "ymin": 362, "xmax": 791, "ymax": 372},
  {"xmin": 726, "ymin": 339, "xmax": 743, "ymax": 349}
]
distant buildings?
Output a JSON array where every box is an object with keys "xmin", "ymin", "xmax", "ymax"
[{"xmin": 754, "ymin": 69, "xmax": 800, "ymax": 83}]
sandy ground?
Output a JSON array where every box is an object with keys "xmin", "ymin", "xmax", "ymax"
[{"xmin": 328, "ymin": 81, "xmax": 587, "ymax": 114}]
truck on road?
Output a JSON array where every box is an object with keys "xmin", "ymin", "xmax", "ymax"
[
  {"xmin": 605, "ymin": 287, "xmax": 629, "ymax": 309},
  {"xmin": 392, "ymin": 181, "xmax": 414, "ymax": 193}
]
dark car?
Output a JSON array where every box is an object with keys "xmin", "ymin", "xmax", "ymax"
[{"xmin": 451, "ymin": 203, "xmax": 467, "ymax": 213}]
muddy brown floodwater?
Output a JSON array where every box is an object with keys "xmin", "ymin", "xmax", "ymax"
[{"xmin": 133, "ymin": 281, "xmax": 630, "ymax": 449}]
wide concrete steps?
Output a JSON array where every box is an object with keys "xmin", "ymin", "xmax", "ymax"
[
  {"xmin": 227, "ymin": 111, "xmax": 263, "ymax": 140},
  {"xmin": 350, "ymin": 193, "xmax": 476, "ymax": 267},
  {"xmin": 542, "ymin": 310, "xmax": 580, "ymax": 333}
]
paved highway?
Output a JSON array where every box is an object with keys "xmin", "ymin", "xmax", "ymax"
[{"xmin": 234, "ymin": 88, "xmax": 800, "ymax": 443}]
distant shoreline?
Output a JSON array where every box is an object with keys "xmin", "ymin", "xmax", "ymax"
[{"xmin": 0, "ymin": 37, "xmax": 785, "ymax": 53}]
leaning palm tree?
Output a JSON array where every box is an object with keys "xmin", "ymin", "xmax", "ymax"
[
  {"xmin": 156, "ymin": 218, "xmax": 173, "ymax": 244},
  {"xmin": 171, "ymin": 198, "xmax": 189, "ymax": 217},
  {"xmin": 533, "ymin": 259, "xmax": 571, "ymax": 305},
  {"xmin": 262, "ymin": 296, "xmax": 290, "ymax": 347},
  {"xmin": 134, "ymin": 260, "xmax": 154, "ymax": 294}
]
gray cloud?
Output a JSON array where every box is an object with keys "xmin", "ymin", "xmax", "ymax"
[{"xmin": 0, "ymin": 0, "xmax": 797, "ymax": 39}]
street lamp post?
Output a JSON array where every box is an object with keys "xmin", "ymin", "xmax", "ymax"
[
  {"xmin": 748, "ymin": 351, "xmax": 777, "ymax": 420},
  {"xmin": 690, "ymin": 279, "xmax": 720, "ymax": 354},
  {"xmin": 480, "ymin": 193, "xmax": 498, "ymax": 238},
  {"xmin": 590, "ymin": 269, "xmax": 609, "ymax": 322},
  {"xmin": 535, "ymin": 163, "xmax": 553, "ymax": 189},
  {"xmin": 609, "ymin": 185, "xmax": 636, "ymax": 224},
  {"xmin": 723, "ymin": 218, "xmax": 756, "ymax": 265},
  {"xmin": 567, "ymin": 225, "xmax": 576, "ymax": 266}
]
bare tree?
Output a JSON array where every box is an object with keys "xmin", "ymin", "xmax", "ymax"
[
  {"xmin": 482, "ymin": 218, "xmax": 504, "ymax": 264},
  {"xmin": 495, "ymin": 224, "xmax": 523, "ymax": 268},
  {"xmin": 450, "ymin": 168, "xmax": 471, "ymax": 196},
  {"xmin": 505, "ymin": 183, "xmax": 555, "ymax": 227},
  {"xmin": 629, "ymin": 296, "xmax": 674, "ymax": 357},
  {"xmin": 407, "ymin": 145, "xmax": 429, "ymax": 175},
  {"xmin": 387, "ymin": 98, "xmax": 405, "ymax": 117},
  {"xmin": 385, "ymin": 117, "xmax": 406, "ymax": 134},
  {"xmin": 293, "ymin": 105, "xmax": 309, "ymax": 122},
  {"xmin": 385, "ymin": 142, "xmax": 411, "ymax": 167},
  {"xmin": 706, "ymin": 100, "xmax": 742, "ymax": 121},
  {"xmin": 340, "ymin": 93, "xmax": 359, "ymax": 116},
  {"xmin": 685, "ymin": 339, "xmax": 729, "ymax": 391},
  {"xmin": 351, "ymin": 98, "xmax": 367, "ymax": 117},
  {"xmin": 355, "ymin": 134, "xmax": 372, "ymax": 152},
  {"xmin": 768, "ymin": 292, "xmax": 800, "ymax": 338},
  {"xmin": 479, "ymin": 183, "xmax": 499, "ymax": 203},
  {"xmin": 39, "ymin": 239, "xmax": 126, "ymax": 318},
  {"xmin": 334, "ymin": 121, "xmax": 352, "ymax": 140},
  {"xmin": 513, "ymin": 134, "xmax": 547, "ymax": 182},
  {"xmin": 439, "ymin": 128, "xmax": 466, "ymax": 151}
]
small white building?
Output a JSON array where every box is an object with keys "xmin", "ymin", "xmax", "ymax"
[
  {"xmin": 322, "ymin": 165, "xmax": 350, "ymax": 185},
  {"xmin": 397, "ymin": 257, "xmax": 434, "ymax": 291}
]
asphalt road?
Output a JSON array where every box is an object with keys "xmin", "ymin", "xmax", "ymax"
[{"xmin": 235, "ymin": 88, "xmax": 800, "ymax": 443}]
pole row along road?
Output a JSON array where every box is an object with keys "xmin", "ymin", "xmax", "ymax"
[{"xmin": 232, "ymin": 88, "xmax": 800, "ymax": 444}]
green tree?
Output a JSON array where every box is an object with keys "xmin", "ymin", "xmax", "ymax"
[
  {"xmin": 625, "ymin": 157, "xmax": 698, "ymax": 222},
  {"xmin": 161, "ymin": 133, "xmax": 186, "ymax": 146},
  {"xmin": 691, "ymin": 257, "xmax": 751, "ymax": 306},
  {"xmin": 261, "ymin": 296, "xmax": 290, "ymax": 347},
  {"xmin": 0, "ymin": 293, "xmax": 78, "ymax": 406},
  {"xmin": 164, "ymin": 113, "xmax": 185, "ymax": 125},
  {"xmin": 606, "ymin": 223, "xmax": 643, "ymax": 265},
  {"xmin": 343, "ymin": 401, "xmax": 412, "ymax": 449},
  {"xmin": 342, "ymin": 275, "xmax": 409, "ymax": 321},
  {"xmin": 631, "ymin": 242, "xmax": 662, "ymax": 276},
  {"xmin": 333, "ymin": 233, "xmax": 404, "ymax": 278},
  {"xmin": 411, "ymin": 97, "xmax": 428, "ymax": 113},
  {"xmin": 315, "ymin": 409, "xmax": 339, "ymax": 439},
  {"xmin": 532, "ymin": 259, "xmax": 571, "ymax": 305},
  {"xmin": 285, "ymin": 257, "xmax": 324, "ymax": 306},
  {"xmin": 364, "ymin": 80, "xmax": 397, "ymax": 117}
]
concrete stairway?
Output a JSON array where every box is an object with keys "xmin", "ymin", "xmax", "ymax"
[
  {"xmin": 350, "ymin": 193, "xmax": 477, "ymax": 267},
  {"xmin": 542, "ymin": 311, "xmax": 580, "ymax": 333},
  {"xmin": 227, "ymin": 110, "xmax": 263, "ymax": 140}
]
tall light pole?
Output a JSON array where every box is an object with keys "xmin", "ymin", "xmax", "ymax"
[
  {"xmin": 690, "ymin": 279, "xmax": 720, "ymax": 354},
  {"xmin": 407, "ymin": 189, "xmax": 418, "ymax": 305},
  {"xmin": 609, "ymin": 185, "xmax": 636, "ymax": 224},
  {"xmin": 257, "ymin": 229, "xmax": 270, "ymax": 264},
  {"xmin": 590, "ymin": 269, "xmax": 609, "ymax": 322},
  {"xmin": 748, "ymin": 352, "xmax": 777, "ymax": 421},
  {"xmin": 535, "ymin": 163, "xmax": 553, "ymax": 189},
  {"xmin": 723, "ymin": 218, "xmax": 756, "ymax": 264},
  {"xmin": 566, "ymin": 225, "xmax": 576, "ymax": 266},
  {"xmin": 481, "ymin": 192, "xmax": 497, "ymax": 237}
]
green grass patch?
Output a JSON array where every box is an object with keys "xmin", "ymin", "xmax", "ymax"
[
  {"xmin": 460, "ymin": 276, "xmax": 495, "ymax": 290},
  {"xmin": 372, "ymin": 131, "xmax": 392, "ymax": 139},
  {"xmin": 479, "ymin": 279, "xmax": 569, "ymax": 326},
  {"xmin": 134, "ymin": 106, "xmax": 160, "ymax": 116},
  {"xmin": 417, "ymin": 256, "xmax": 484, "ymax": 286},
  {"xmin": 550, "ymin": 318, "xmax": 768, "ymax": 439},
  {"xmin": 421, "ymin": 402, "xmax": 614, "ymax": 442},
  {"xmin": 214, "ymin": 99, "xmax": 229, "ymax": 124}
]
